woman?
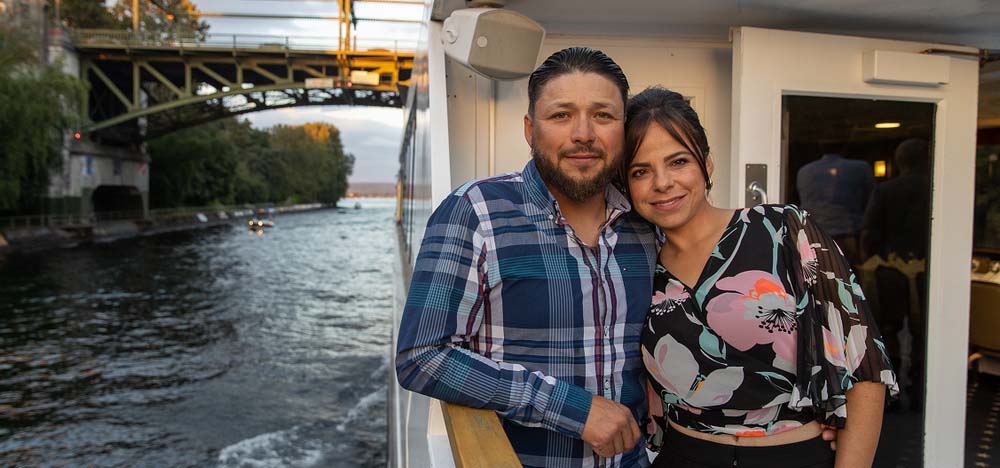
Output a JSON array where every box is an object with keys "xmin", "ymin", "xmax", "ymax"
[{"xmin": 621, "ymin": 87, "xmax": 898, "ymax": 468}]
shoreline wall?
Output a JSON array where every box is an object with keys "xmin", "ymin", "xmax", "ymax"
[{"xmin": 0, "ymin": 204, "xmax": 329, "ymax": 254}]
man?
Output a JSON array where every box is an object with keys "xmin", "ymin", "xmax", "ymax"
[
  {"xmin": 395, "ymin": 47, "xmax": 657, "ymax": 467},
  {"xmin": 795, "ymin": 134, "xmax": 874, "ymax": 266}
]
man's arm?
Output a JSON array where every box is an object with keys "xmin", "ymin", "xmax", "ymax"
[{"xmin": 394, "ymin": 192, "xmax": 595, "ymax": 439}]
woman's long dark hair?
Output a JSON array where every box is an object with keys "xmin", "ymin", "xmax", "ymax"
[{"xmin": 619, "ymin": 87, "xmax": 712, "ymax": 195}]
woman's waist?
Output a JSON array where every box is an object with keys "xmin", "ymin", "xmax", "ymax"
[{"xmin": 667, "ymin": 418, "xmax": 823, "ymax": 447}]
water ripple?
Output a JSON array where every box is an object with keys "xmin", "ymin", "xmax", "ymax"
[{"xmin": 0, "ymin": 199, "xmax": 396, "ymax": 467}]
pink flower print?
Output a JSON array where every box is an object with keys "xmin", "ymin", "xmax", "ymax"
[
  {"xmin": 650, "ymin": 278, "xmax": 690, "ymax": 316},
  {"xmin": 706, "ymin": 271, "xmax": 798, "ymax": 372}
]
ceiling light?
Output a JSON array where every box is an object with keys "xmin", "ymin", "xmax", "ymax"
[{"xmin": 874, "ymin": 122, "xmax": 901, "ymax": 129}]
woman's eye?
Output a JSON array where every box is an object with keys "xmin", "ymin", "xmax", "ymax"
[
  {"xmin": 630, "ymin": 169, "xmax": 647, "ymax": 178},
  {"xmin": 671, "ymin": 158, "xmax": 689, "ymax": 166}
]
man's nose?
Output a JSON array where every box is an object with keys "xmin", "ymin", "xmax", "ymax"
[{"xmin": 570, "ymin": 116, "xmax": 596, "ymax": 146}]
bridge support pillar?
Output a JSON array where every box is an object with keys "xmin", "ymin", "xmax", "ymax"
[
  {"xmin": 48, "ymin": 139, "xmax": 150, "ymax": 224},
  {"xmin": 46, "ymin": 27, "xmax": 150, "ymax": 224}
]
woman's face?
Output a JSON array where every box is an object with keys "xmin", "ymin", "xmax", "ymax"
[{"xmin": 626, "ymin": 123, "xmax": 712, "ymax": 231}]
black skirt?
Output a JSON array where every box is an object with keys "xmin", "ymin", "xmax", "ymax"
[{"xmin": 651, "ymin": 428, "xmax": 835, "ymax": 468}]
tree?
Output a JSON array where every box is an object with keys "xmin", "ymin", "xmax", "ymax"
[
  {"xmin": 146, "ymin": 119, "xmax": 354, "ymax": 208},
  {"xmin": 57, "ymin": 0, "xmax": 208, "ymax": 39},
  {"xmin": 269, "ymin": 122, "xmax": 354, "ymax": 204},
  {"xmin": 57, "ymin": 0, "xmax": 120, "ymax": 29},
  {"xmin": 147, "ymin": 119, "xmax": 240, "ymax": 208},
  {"xmin": 0, "ymin": 24, "xmax": 87, "ymax": 213}
]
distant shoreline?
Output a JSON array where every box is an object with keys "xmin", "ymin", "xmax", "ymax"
[{"xmin": 347, "ymin": 182, "xmax": 396, "ymax": 199}]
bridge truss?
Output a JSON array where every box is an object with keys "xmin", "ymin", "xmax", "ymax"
[{"xmin": 73, "ymin": 29, "xmax": 414, "ymax": 142}]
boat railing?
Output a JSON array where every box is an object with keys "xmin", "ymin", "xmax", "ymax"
[{"xmin": 439, "ymin": 402, "xmax": 521, "ymax": 468}]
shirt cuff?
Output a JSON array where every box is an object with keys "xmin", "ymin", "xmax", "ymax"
[{"xmin": 542, "ymin": 379, "xmax": 593, "ymax": 438}]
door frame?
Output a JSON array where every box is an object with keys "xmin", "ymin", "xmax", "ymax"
[{"xmin": 731, "ymin": 26, "xmax": 980, "ymax": 466}]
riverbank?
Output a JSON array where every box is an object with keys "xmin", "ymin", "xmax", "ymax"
[{"xmin": 0, "ymin": 203, "xmax": 329, "ymax": 254}]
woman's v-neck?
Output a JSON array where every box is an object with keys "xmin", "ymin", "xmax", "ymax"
[{"xmin": 657, "ymin": 208, "xmax": 742, "ymax": 294}]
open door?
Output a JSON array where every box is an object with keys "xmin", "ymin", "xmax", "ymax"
[{"xmin": 731, "ymin": 27, "xmax": 980, "ymax": 467}]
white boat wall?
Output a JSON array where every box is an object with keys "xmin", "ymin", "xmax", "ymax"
[{"xmin": 390, "ymin": 1, "xmax": 1000, "ymax": 467}]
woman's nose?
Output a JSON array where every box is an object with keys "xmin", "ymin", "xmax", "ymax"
[{"xmin": 653, "ymin": 169, "xmax": 673, "ymax": 190}]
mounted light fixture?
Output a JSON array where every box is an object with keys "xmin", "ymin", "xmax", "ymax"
[
  {"xmin": 874, "ymin": 122, "xmax": 901, "ymax": 129},
  {"xmin": 874, "ymin": 160, "xmax": 887, "ymax": 177}
]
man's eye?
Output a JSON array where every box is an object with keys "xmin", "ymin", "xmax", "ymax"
[
  {"xmin": 552, "ymin": 112, "xmax": 570, "ymax": 119},
  {"xmin": 595, "ymin": 112, "xmax": 614, "ymax": 120}
]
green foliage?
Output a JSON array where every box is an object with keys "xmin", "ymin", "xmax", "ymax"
[
  {"xmin": 148, "ymin": 119, "xmax": 354, "ymax": 208},
  {"xmin": 0, "ymin": 25, "xmax": 87, "ymax": 212},
  {"xmin": 57, "ymin": 0, "xmax": 121, "ymax": 29},
  {"xmin": 58, "ymin": 0, "xmax": 209, "ymax": 38}
]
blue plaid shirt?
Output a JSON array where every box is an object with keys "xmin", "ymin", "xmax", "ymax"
[{"xmin": 396, "ymin": 160, "xmax": 657, "ymax": 467}]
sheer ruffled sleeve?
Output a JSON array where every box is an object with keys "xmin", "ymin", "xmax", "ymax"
[{"xmin": 782, "ymin": 204, "xmax": 899, "ymax": 427}]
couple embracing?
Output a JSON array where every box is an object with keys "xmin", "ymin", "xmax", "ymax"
[{"xmin": 396, "ymin": 47, "xmax": 898, "ymax": 468}]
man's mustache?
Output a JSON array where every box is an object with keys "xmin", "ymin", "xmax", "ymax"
[{"xmin": 558, "ymin": 146, "xmax": 606, "ymax": 158}]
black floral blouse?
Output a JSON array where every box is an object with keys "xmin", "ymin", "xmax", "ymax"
[{"xmin": 642, "ymin": 204, "xmax": 898, "ymax": 437}]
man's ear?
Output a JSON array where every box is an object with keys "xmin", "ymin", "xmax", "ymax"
[{"xmin": 524, "ymin": 114, "xmax": 532, "ymax": 146}]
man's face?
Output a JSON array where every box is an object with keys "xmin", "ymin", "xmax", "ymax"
[{"xmin": 524, "ymin": 72, "xmax": 624, "ymax": 203}]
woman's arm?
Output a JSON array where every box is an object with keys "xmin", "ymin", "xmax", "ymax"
[{"xmin": 833, "ymin": 382, "xmax": 886, "ymax": 468}]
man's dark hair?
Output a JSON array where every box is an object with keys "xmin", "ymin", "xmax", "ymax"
[
  {"xmin": 527, "ymin": 47, "xmax": 629, "ymax": 117},
  {"xmin": 895, "ymin": 138, "xmax": 930, "ymax": 173}
]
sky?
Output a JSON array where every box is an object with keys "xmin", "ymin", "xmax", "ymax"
[{"xmin": 194, "ymin": 0, "xmax": 423, "ymax": 183}]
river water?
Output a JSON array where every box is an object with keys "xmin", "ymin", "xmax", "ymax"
[{"xmin": 0, "ymin": 198, "xmax": 396, "ymax": 467}]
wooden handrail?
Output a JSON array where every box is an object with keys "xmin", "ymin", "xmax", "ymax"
[{"xmin": 440, "ymin": 402, "xmax": 521, "ymax": 468}]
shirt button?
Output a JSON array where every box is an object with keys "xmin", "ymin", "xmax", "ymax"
[
  {"xmin": 604, "ymin": 379, "xmax": 611, "ymax": 389},
  {"xmin": 603, "ymin": 326, "xmax": 610, "ymax": 336}
]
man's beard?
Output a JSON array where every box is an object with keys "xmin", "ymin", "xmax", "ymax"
[{"xmin": 531, "ymin": 144, "xmax": 618, "ymax": 203}]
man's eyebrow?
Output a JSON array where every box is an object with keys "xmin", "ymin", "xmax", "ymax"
[
  {"xmin": 543, "ymin": 100, "xmax": 621, "ymax": 110},
  {"xmin": 544, "ymin": 101, "xmax": 578, "ymax": 109}
]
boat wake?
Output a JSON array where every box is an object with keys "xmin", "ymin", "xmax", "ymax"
[{"xmin": 217, "ymin": 426, "xmax": 324, "ymax": 468}]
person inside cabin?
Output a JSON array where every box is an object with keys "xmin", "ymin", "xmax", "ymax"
[
  {"xmin": 396, "ymin": 47, "xmax": 657, "ymax": 467},
  {"xmin": 795, "ymin": 128, "xmax": 874, "ymax": 267},
  {"xmin": 621, "ymin": 87, "xmax": 897, "ymax": 468},
  {"xmin": 860, "ymin": 137, "xmax": 931, "ymax": 411}
]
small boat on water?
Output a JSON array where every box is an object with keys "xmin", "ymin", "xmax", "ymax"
[
  {"xmin": 248, "ymin": 218, "xmax": 274, "ymax": 229},
  {"xmin": 354, "ymin": 202, "xmax": 362, "ymax": 210}
]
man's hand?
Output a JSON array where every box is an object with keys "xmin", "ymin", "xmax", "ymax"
[{"xmin": 581, "ymin": 395, "xmax": 641, "ymax": 458}]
